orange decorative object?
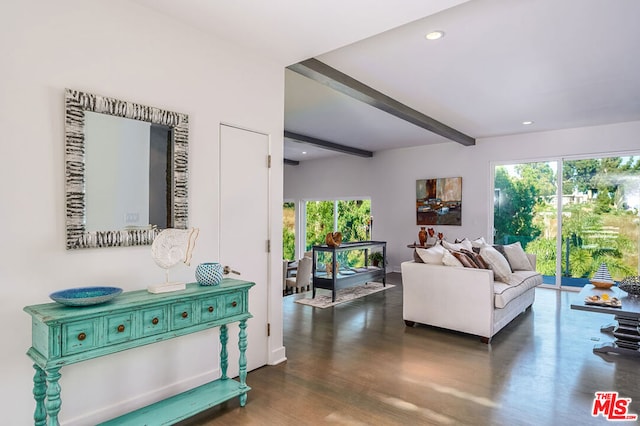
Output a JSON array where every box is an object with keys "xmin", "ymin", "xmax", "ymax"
[
  {"xmin": 325, "ymin": 232, "xmax": 343, "ymax": 247},
  {"xmin": 427, "ymin": 227, "xmax": 435, "ymax": 238},
  {"xmin": 418, "ymin": 227, "xmax": 427, "ymax": 246},
  {"xmin": 326, "ymin": 262, "xmax": 340, "ymax": 275}
]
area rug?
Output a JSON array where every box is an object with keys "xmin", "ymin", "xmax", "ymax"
[{"xmin": 294, "ymin": 282, "xmax": 395, "ymax": 309}]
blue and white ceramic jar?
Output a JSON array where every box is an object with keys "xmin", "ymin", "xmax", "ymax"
[{"xmin": 195, "ymin": 262, "xmax": 224, "ymax": 286}]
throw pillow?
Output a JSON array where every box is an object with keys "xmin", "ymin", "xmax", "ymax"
[
  {"xmin": 416, "ymin": 245, "xmax": 446, "ymax": 264},
  {"xmin": 442, "ymin": 239, "xmax": 473, "ymax": 252},
  {"xmin": 471, "ymin": 237, "xmax": 487, "ymax": 248},
  {"xmin": 493, "ymin": 244, "xmax": 508, "ymax": 257},
  {"xmin": 479, "ymin": 245, "xmax": 512, "ymax": 282},
  {"xmin": 461, "ymin": 248, "xmax": 489, "ymax": 269},
  {"xmin": 413, "ymin": 249, "xmax": 424, "ymax": 263},
  {"xmin": 502, "ymin": 241, "xmax": 533, "ymax": 271},
  {"xmin": 492, "ymin": 245, "xmax": 511, "ymax": 271},
  {"xmin": 451, "ymin": 250, "xmax": 477, "ymax": 268},
  {"xmin": 442, "ymin": 249, "xmax": 464, "ymax": 267}
]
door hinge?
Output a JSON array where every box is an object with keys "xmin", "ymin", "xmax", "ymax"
[
  {"xmin": 267, "ymin": 155, "xmax": 272, "ymax": 168},
  {"xmin": 267, "ymin": 323, "xmax": 271, "ymax": 337},
  {"xmin": 267, "ymin": 239, "xmax": 271, "ymax": 253}
]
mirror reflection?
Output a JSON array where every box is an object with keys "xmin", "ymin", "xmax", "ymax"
[{"xmin": 84, "ymin": 112, "xmax": 172, "ymax": 232}]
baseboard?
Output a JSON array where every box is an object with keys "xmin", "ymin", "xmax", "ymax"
[
  {"xmin": 269, "ymin": 346, "xmax": 287, "ymax": 365},
  {"xmin": 64, "ymin": 368, "xmax": 221, "ymax": 426}
]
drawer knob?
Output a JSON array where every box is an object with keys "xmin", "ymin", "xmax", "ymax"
[
  {"xmin": 117, "ymin": 324, "xmax": 125, "ymax": 333},
  {"xmin": 208, "ymin": 306, "xmax": 214, "ymax": 313},
  {"xmin": 181, "ymin": 311, "xmax": 188, "ymax": 319},
  {"xmin": 77, "ymin": 332, "xmax": 86, "ymax": 341},
  {"xmin": 231, "ymin": 301, "xmax": 237, "ymax": 308},
  {"xmin": 152, "ymin": 317, "xmax": 159, "ymax": 325}
]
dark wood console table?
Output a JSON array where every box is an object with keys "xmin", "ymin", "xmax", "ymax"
[{"xmin": 570, "ymin": 284, "xmax": 640, "ymax": 357}]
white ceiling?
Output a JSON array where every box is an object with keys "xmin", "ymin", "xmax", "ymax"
[
  {"xmin": 131, "ymin": 0, "xmax": 469, "ymax": 65},
  {"xmin": 133, "ymin": 0, "xmax": 640, "ymax": 163}
]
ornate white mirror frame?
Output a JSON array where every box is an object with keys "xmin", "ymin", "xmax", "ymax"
[{"xmin": 65, "ymin": 89, "xmax": 189, "ymax": 249}]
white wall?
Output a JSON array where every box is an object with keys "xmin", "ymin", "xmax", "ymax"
[
  {"xmin": 0, "ymin": 0, "xmax": 284, "ymax": 424},
  {"xmin": 285, "ymin": 121, "xmax": 640, "ymax": 271},
  {"xmin": 85, "ymin": 112, "xmax": 150, "ymax": 230}
]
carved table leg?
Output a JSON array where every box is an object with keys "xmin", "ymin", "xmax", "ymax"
[
  {"xmin": 238, "ymin": 319, "xmax": 248, "ymax": 406},
  {"xmin": 219, "ymin": 324, "xmax": 228, "ymax": 380},
  {"xmin": 32, "ymin": 364, "xmax": 47, "ymax": 426},
  {"xmin": 45, "ymin": 367, "xmax": 62, "ymax": 426}
]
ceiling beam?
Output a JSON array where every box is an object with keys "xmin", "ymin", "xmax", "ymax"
[
  {"xmin": 288, "ymin": 58, "xmax": 475, "ymax": 147},
  {"xmin": 284, "ymin": 158, "xmax": 300, "ymax": 166},
  {"xmin": 284, "ymin": 131, "xmax": 373, "ymax": 158}
]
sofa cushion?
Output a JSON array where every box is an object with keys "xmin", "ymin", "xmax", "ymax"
[
  {"xmin": 416, "ymin": 245, "xmax": 446, "ymax": 264},
  {"xmin": 493, "ymin": 271, "xmax": 542, "ymax": 308},
  {"xmin": 502, "ymin": 242, "xmax": 533, "ymax": 271},
  {"xmin": 451, "ymin": 250, "xmax": 477, "ymax": 268},
  {"xmin": 442, "ymin": 249, "xmax": 464, "ymax": 267},
  {"xmin": 479, "ymin": 245, "xmax": 512, "ymax": 282},
  {"xmin": 461, "ymin": 248, "xmax": 489, "ymax": 269},
  {"xmin": 442, "ymin": 239, "xmax": 473, "ymax": 252},
  {"xmin": 471, "ymin": 237, "xmax": 487, "ymax": 248}
]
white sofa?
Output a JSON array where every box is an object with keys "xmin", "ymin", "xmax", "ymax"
[{"xmin": 401, "ymin": 253, "xmax": 542, "ymax": 343}]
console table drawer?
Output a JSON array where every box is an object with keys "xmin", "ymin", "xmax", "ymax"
[
  {"xmin": 170, "ymin": 301, "xmax": 196, "ymax": 329},
  {"xmin": 105, "ymin": 312, "xmax": 135, "ymax": 344},
  {"xmin": 62, "ymin": 319, "xmax": 100, "ymax": 355},
  {"xmin": 141, "ymin": 306, "xmax": 168, "ymax": 337},
  {"xmin": 223, "ymin": 291, "xmax": 245, "ymax": 316},
  {"xmin": 200, "ymin": 296, "xmax": 223, "ymax": 322}
]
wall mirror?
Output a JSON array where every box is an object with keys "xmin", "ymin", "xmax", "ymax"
[{"xmin": 65, "ymin": 89, "xmax": 189, "ymax": 249}]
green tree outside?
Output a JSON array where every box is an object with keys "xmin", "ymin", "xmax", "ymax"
[
  {"xmin": 283, "ymin": 202, "xmax": 295, "ymax": 261},
  {"xmin": 300, "ymin": 199, "xmax": 371, "ymax": 268}
]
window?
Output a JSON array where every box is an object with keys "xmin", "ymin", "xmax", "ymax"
[
  {"xmin": 302, "ymin": 199, "xmax": 371, "ymax": 267},
  {"xmin": 561, "ymin": 156, "xmax": 639, "ymax": 284},
  {"xmin": 305, "ymin": 200, "xmax": 336, "ymax": 251},
  {"xmin": 282, "ymin": 202, "xmax": 295, "ymax": 261},
  {"xmin": 493, "ymin": 155, "xmax": 640, "ymax": 288},
  {"xmin": 494, "ymin": 161, "xmax": 558, "ymax": 284}
]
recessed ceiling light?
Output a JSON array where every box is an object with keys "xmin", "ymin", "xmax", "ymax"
[
  {"xmin": 302, "ymin": 151, "xmax": 307, "ymax": 155},
  {"xmin": 425, "ymin": 31, "xmax": 445, "ymax": 40},
  {"xmin": 522, "ymin": 121, "xmax": 534, "ymax": 125}
]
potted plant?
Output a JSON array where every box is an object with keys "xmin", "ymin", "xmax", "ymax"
[{"xmin": 369, "ymin": 251, "xmax": 385, "ymax": 267}]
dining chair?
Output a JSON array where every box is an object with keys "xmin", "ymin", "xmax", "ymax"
[{"xmin": 285, "ymin": 256, "xmax": 312, "ymax": 293}]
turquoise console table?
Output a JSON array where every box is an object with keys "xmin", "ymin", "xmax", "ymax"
[{"xmin": 24, "ymin": 279, "xmax": 254, "ymax": 426}]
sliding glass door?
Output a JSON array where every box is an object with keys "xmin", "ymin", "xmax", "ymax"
[
  {"xmin": 493, "ymin": 154, "xmax": 639, "ymax": 288},
  {"xmin": 561, "ymin": 156, "xmax": 639, "ymax": 286},
  {"xmin": 493, "ymin": 161, "xmax": 558, "ymax": 285}
]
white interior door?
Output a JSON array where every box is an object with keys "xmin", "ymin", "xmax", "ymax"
[{"xmin": 220, "ymin": 124, "xmax": 269, "ymax": 371}]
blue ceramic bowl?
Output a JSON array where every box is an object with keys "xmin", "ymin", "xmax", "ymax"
[
  {"xmin": 49, "ymin": 286, "xmax": 123, "ymax": 307},
  {"xmin": 196, "ymin": 262, "xmax": 224, "ymax": 286}
]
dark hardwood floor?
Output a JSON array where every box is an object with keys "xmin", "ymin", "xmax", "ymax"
[{"xmin": 181, "ymin": 273, "xmax": 640, "ymax": 425}]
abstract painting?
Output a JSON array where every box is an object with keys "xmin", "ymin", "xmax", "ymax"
[{"xmin": 416, "ymin": 177, "xmax": 462, "ymax": 225}]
